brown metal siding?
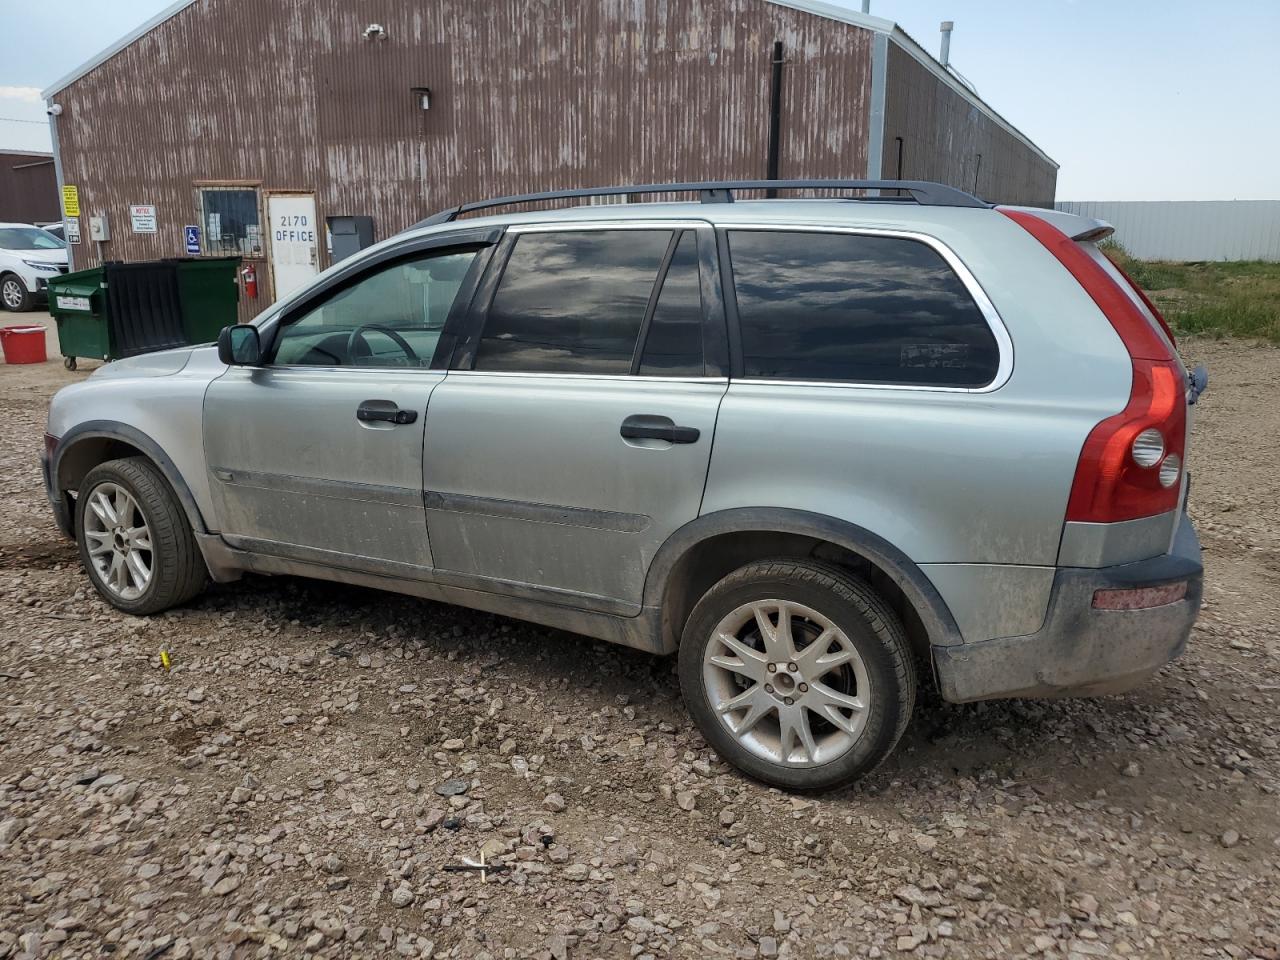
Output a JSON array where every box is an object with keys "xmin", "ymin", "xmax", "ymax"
[
  {"xmin": 0, "ymin": 152, "xmax": 59, "ymax": 224},
  {"xmin": 52, "ymin": 0, "xmax": 875, "ymax": 318},
  {"xmin": 880, "ymin": 42, "xmax": 1056, "ymax": 207}
]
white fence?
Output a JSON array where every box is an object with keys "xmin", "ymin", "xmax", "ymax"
[{"xmin": 1054, "ymin": 200, "xmax": 1280, "ymax": 262}]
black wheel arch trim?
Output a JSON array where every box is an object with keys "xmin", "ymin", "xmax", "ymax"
[
  {"xmin": 51, "ymin": 420, "xmax": 211, "ymax": 535},
  {"xmin": 643, "ymin": 507, "xmax": 964, "ymax": 649}
]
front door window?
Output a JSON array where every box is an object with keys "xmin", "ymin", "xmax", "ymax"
[{"xmin": 272, "ymin": 249, "xmax": 479, "ymax": 368}]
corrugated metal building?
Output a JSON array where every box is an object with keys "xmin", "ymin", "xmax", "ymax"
[
  {"xmin": 43, "ymin": 0, "xmax": 1056, "ymax": 313},
  {"xmin": 0, "ymin": 150, "xmax": 59, "ymax": 224}
]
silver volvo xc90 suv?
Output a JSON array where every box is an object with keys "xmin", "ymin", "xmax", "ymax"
[{"xmin": 42, "ymin": 180, "xmax": 1206, "ymax": 790}]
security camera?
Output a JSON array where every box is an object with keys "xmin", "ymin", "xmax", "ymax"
[{"xmin": 47, "ymin": 104, "xmax": 63, "ymax": 116}]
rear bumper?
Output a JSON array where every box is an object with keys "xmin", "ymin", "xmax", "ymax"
[{"xmin": 933, "ymin": 513, "xmax": 1202, "ymax": 702}]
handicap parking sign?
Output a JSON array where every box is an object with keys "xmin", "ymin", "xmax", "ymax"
[{"xmin": 184, "ymin": 224, "xmax": 201, "ymax": 255}]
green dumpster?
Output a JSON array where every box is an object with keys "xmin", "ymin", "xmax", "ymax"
[
  {"xmin": 47, "ymin": 267, "xmax": 108, "ymax": 370},
  {"xmin": 174, "ymin": 256, "xmax": 241, "ymax": 344},
  {"xmin": 47, "ymin": 257, "xmax": 240, "ymax": 370}
]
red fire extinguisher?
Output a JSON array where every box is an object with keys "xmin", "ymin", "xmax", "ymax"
[{"xmin": 240, "ymin": 263, "xmax": 258, "ymax": 299}]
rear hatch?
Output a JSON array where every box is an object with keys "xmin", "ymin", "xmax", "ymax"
[{"xmin": 1000, "ymin": 206, "xmax": 1205, "ymax": 538}]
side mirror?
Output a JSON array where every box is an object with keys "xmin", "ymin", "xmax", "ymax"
[{"xmin": 217, "ymin": 324, "xmax": 262, "ymax": 366}]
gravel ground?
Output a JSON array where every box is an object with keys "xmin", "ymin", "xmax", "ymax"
[{"xmin": 1, "ymin": 322, "xmax": 1277, "ymax": 960}]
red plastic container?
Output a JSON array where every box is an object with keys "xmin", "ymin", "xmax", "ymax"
[{"xmin": 0, "ymin": 325, "xmax": 48, "ymax": 364}]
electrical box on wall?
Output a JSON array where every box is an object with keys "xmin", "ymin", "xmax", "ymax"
[
  {"xmin": 88, "ymin": 215, "xmax": 111, "ymax": 242},
  {"xmin": 326, "ymin": 216, "xmax": 375, "ymax": 263}
]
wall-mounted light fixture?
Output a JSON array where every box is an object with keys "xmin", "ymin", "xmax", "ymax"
[
  {"xmin": 411, "ymin": 87, "xmax": 432, "ymax": 111},
  {"xmin": 363, "ymin": 23, "xmax": 387, "ymax": 40}
]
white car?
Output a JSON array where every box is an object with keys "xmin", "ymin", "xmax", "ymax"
[{"xmin": 0, "ymin": 222, "xmax": 69, "ymax": 312}]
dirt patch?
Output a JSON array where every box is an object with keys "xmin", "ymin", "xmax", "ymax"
[
  {"xmin": 0, "ymin": 336, "xmax": 1276, "ymax": 960},
  {"xmin": 0, "ymin": 540, "xmax": 77, "ymax": 571}
]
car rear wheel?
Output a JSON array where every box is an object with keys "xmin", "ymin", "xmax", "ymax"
[
  {"xmin": 1, "ymin": 275, "xmax": 32, "ymax": 312},
  {"xmin": 678, "ymin": 559, "xmax": 916, "ymax": 791},
  {"xmin": 75, "ymin": 457, "xmax": 207, "ymax": 615}
]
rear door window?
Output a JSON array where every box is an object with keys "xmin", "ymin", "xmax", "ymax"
[
  {"xmin": 638, "ymin": 231, "xmax": 704, "ymax": 376},
  {"xmin": 727, "ymin": 230, "xmax": 1000, "ymax": 387},
  {"xmin": 475, "ymin": 230, "xmax": 672, "ymax": 374}
]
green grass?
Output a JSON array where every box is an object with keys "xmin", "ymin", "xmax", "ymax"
[{"xmin": 1099, "ymin": 240, "xmax": 1280, "ymax": 343}]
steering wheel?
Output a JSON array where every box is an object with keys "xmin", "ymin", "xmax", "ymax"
[{"xmin": 346, "ymin": 324, "xmax": 421, "ymax": 365}]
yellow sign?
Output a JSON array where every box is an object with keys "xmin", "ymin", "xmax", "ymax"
[{"xmin": 62, "ymin": 185, "xmax": 80, "ymax": 218}]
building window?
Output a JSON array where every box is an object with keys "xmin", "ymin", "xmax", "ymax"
[{"xmin": 197, "ymin": 186, "xmax": 263, "ymax": 258}]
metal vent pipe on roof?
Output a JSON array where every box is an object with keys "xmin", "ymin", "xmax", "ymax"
[
  {"xmin": 939, "ymin": 21, "xmax": 954, "ymax": 67},
  {"xmin": 861, "ymin": 1, "xmax": 870, "ymax": 12}
]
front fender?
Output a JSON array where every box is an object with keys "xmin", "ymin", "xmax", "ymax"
[{"xmin": 51, "ymin": 421, "xmax": 211, "ymax": 535}]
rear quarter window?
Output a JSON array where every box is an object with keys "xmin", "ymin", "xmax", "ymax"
[{"xmin": 728, "ymin": 231, "xmax": 1000, "ymax": 387}]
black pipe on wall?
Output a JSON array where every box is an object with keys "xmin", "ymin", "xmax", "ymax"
[{"xmin": 766, "ymin": 40, "xmax": 784, "ymax": 198}]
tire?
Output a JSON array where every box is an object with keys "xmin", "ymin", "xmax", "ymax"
[
  {"xmin": 74, "ymin": 457, "xmax": 207, "ymax": 615},
  {"xmin": 678, "ymin": 559, "xmax": 916, "ymax": 791},
  {"xmin": 1, "ymin": 274, "xmax": 32, "ymax": 312}
]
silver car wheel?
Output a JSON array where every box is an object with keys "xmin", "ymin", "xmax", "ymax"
[
  {"xmin": 702, "ymin": 599, "xmax": 871, "ymax": 767},
  {"xmin": 82, "ymin": 481, "xmax": 153, "ymax": 601},
  {"xmin": 1, "ymin": 278, "xmax": 24, "ymax": 310}
]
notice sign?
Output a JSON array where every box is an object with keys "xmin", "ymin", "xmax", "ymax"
[
  {"xmin": 65, "ymin": 217, "xmax": 81, "ymax": 244},
  {"xmin": 130, "ymin": 204, "xmax": 157, "ymax": 233},
  {"xmin": 61, "ymin": 185, "xmax": 80, "ymax": 217},
  {"xmin": 184, "ymin": 224, "xmax": 201, "ymax": 255},
  {"xmin": 55, "ymin": 295, "xmax": 91, "ymax": 312}
]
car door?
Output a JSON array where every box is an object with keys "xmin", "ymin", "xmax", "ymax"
[
  {"xmin": 421, "ymin": 221, "xmax": 728, "ymax": 613},
  {"xmin": 202, "ymin": 229, "xmax": 496, "ymax": 576}
]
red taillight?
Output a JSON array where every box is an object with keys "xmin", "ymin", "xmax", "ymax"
[
  {"xmin": 1064, "ymin": 360, "xmax": 1186, "ymax": 521},
  {"xmin": 1000, "ymin": 209, "xmax": 1186, "ymax": 523},
  {"xmin": 1109, "ymin": 259, "xmax": 1178, "ymax": 348},
  {"xmin": 999, "ymin": 208, "xmax": 1173, "ymax": 362}
]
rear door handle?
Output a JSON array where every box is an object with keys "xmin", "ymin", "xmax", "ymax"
[
  {"xmin": 620, "ymin": 414, "xmax": 700, "ymax": 444},
  {"xmin": 357, "ymin": 399, "xmax": 418, "ymax": 425}
]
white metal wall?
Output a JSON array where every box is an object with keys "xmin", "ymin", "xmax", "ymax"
[{"xmin": 1055, "ymin": 200, "xmax": 1280, "ymax": 262}]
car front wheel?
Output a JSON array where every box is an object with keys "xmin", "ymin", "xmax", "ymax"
[
  {"xmin": 74, "ymin": 457, "xmax": 207, "ymax": 615},
  {"xmin": 1, "ymin": 275, "xmax": 32, "ymax": 312},
  {"xmin": 679, "ymin": 559, "xmax": 916, "ymax": 791}
]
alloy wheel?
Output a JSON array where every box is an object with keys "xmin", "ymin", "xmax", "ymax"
[
  {"xmin": 82, "ymin": 481, "xmax": 154, "ymax": 601},
  {"xmin": 702, "ymin": 599, "xmax": 871, "ymax": 767},
  {"xmin": 1, "ymin": 279, "xmax": 23, "ymax": 310}
]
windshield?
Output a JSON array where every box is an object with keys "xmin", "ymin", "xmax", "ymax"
[{"xmin": 0, "ymin": 227, "xmax": 66, "ymax": 251}]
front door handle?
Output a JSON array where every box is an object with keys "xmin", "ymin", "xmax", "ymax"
[
  {"xmin": 357, "ymin": 399, "xmax": 418, "ymax": 425},
  {"xmin": 620, "ymin": 414, "xmax": 700, "ymax": 444}
]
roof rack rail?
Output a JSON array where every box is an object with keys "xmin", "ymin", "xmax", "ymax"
[{"xmin": 415, "ymin": 179, "xmax": 988, "ymax": 227}]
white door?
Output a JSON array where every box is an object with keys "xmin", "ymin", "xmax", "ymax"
[{"xmin": 267, "ymin": 194, "xmax": 319, "ymax": 301}]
